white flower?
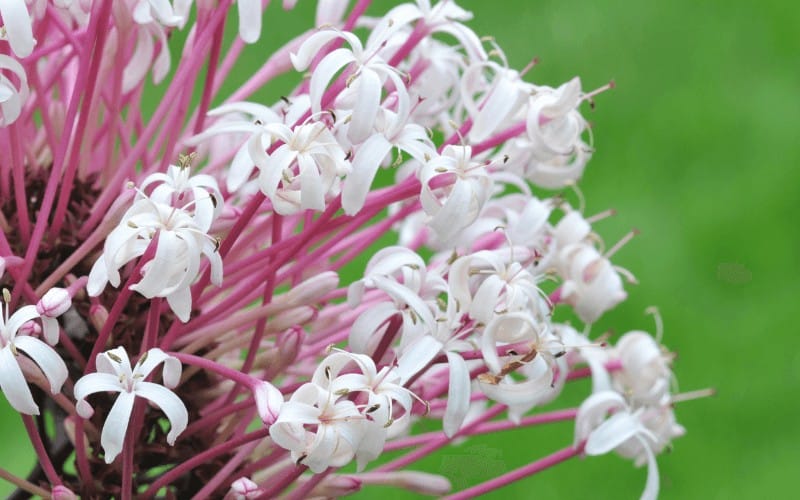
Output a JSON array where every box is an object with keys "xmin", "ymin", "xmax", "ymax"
[
  {"xmin": 575, "ymin": 391, "xmax": 683, "ymax": 500},
  {"xmin": 555, "ymin": 242, "xmax": 626, "ymax": 324},
  {"xmin": 0, "ymin": 0, "xmax": 36, "ymax": 57},
  {"xmin": 74, "ymin": 347, "xmax": 188, "ymax": 464},
  {"xmin": 0, "ymin": 54, "xmax": 29, "ymax": 126},
  {"xmin": 87, "ymin": 196, "xmax": 223, "ymax": 322},
  {"xmin": 348, "ymin": 247, "xmax": 446, "ymax": 355},
  {"xmin": 139, "ymin": 163, "xmax": 223, "ymax": 232},
  {"xmin": 224, "ymin": 477, "xmax": 262, "ymax": 500},
  {"xmin": 341, "ymin": 108, "xmax": 435, "ymax": 215},
  {"xmin": 612, "ymin": 331, "xmax": 674, "ymax": 405},
  {"xmin": 188, "ymin": 101, "xmax": 284, "ymax": 191},
  {"xmin": 476, "ymin": 312, "xmax": 566, "ymax": 422},
  {"xmin": 291, "ymin": 27, "xmax": 410, "ymax": 144},
  {"xmin": 419, "ymin": 145, "xmax": 493, "ymax": 244},
  {"xmin": 448, "ymin": 250, "xmax": 546, "ymax": 325},
  {"xmin": 252, "ymin": 120, "xmax": 350, "ymax": 214},
  {"xmin": 461, "ymin": 61, "xmax": 531, "ymax": 143},
  {"xmin": 0, "ymin": 290, "xmax": 68, "ymax": 415},
  {"xmin": 522, "ymin": 77, "xmax": 592, "ymax": 188},
  {"xmin": 269, "ymin": 382, "xmax": 366, "ymax": 473}
]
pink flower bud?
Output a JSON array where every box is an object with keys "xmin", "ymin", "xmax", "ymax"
[
  {"xmin": 36, "ymin": 288, "xmax": 72, "ymax": 318},
  {"xmin": 19, "ymin": 320, "xmax": 42, "ymax": 337},
  {"xmin": 253, "ymin": 381, "xmax": 283, "ymax": 425},
  {"xmin": 52, "ymin": 485, "xmax": 78, "ymax": 500},
  {"xmin": 309, "ymin": 475, "xmax": 362, "ymax": 496},
  {"xmin": 224, "ymin": 477, "xmax": 262, "ymax": 500}
]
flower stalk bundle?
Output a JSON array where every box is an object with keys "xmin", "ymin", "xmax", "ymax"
[{"xmin": 0, "ymin": 0, "xmax": 698, "ymax": 498}]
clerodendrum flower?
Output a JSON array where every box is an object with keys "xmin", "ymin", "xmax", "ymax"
[
  {"xmin": 0, "ymin": 0, "xmax": 702, "ymax": 498},
  {"xmin": 74, "ymin": 347, "xmax": 187, "ymax": 464},
  {"xmin": 0, "ymin": 289, "xmax": 69, "ymax": 415}
]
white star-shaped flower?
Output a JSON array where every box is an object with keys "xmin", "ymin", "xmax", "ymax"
[
  {"xmin": 74, "ymin": 347, "xmax": 188, "ymax": 464},
  {"xmin": 0, "ymin": 290, "xmax": 68, "ymax": 415}
]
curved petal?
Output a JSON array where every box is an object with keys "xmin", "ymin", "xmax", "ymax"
[
  {"xmin": 0, "ymin": 346, "xmax": 38, "ymax": 414},
  {"xmin": 40, "ymin": 316, "xmax": 60, "ymax": 346},
  {"xmin": 347, "ymin": 69, "xmax": 382, "ymax": 144},
  {"xmin": 101, "ymin": 391, "xmax": 136, "ymax": 463},
  {"xmin": 136, "ymin": 382, "xmax": 188, "ymax": 445},
  {"xmin": 396, "ymin": 335, "xmax": 443, "ymax": 383},
  {"xmin": 14, "ymin": 336, "xmax": 68, "ymax": 394},
  {"xmin": 443, "ymin": 352, "xmax": 470, "ymax": 437},
  {"xmin": 341, "ymin": 133, "xmax": 391, "ymax": 215},
  {"xmin": 0, "ymin": 0, "xmax": 35, "ymax": 58},
  {"xmin": 6, "ymin": 305, "xmax": 39, "ymax": 340},
  {"xmin": 73, "ymin": 372, "xmax": 123, "ymax": 418},
  {"xmin": 237, "ymin": 0, "xmax": 262, "ymax": 44},
  {"xmin": 584, "ymin": 412, "xmax": 643, "ymax": 456},
  {"xmin": 135, "ymin": 348, "xmax": 181, "ymax": 386}
]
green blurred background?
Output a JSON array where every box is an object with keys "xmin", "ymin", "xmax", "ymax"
[{"xmin": 2, "ymin": 0, "xmax": 798, "ymax": 498}]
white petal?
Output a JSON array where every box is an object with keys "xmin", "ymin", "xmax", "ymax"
[
  {"xmin": 101, "ymin": 391, "xmax": 136, "ymax": 463},
  {"xmin": 396, "ymin": 335, "xmax": 442, "ymax": 383},
  {"xmin": 166, "ymin": 286, "xmax": 192, "ymax": 323},
  {"xmin": 308, "ymin": 47, "xmax": 355, "ymax": 114},
  {"xmin": 342, "ymin": 133, "xmax": 391, "ymax": 215},
  {"xmin": 73, "ymin": 372, "xmax": 124, "ymax": 419},
  {"xmin": 40, "ymin": 316, "xmax": 60, "ymax": 346},
  {"xmin": 470, "ymin": 75, "xmax": 520, "ymax": 142},
  {"xmin": 349, "ymin": 302, "xmax": 398, "ymax": 354},
  {"xmin": 0, "ymin": 0, "xmax": 35, "ymax": 57},
  {"xmin": 584, "ymin": 412, "xmax": 643, "ymax": 456},
  {"xmin": 6, "ymin": 305, "xmax": 39, "ymax": 339},
  {"xmin": 639, "ymin": 436, "xmax": 660, "ymax": 500},
  {"xmin": 347, "ymin": 69, "xmax": 382, "ymax": 144},
  {"xmin": 87, "ymin": 257, "xmax": 110, "ymax": 296},
  {"xmin": 136, "ymin": 348, "xmax": 181, "ymax": 387},
  {"xmin": 237, "ymin": 0, "xmax": 262, "ymax": 43},
  {"xmin": 136, "ymin": 382, "xmax": 188, "ymax": 445},
  {"xmin": 14, "ymin": 336, "xmax": 68, "ymax": 394},
  {"xmin": 0, "ymin": 346, "xmax": 39, "ymax": 414},
  {"xmin": 290, "ymin": 30, "xmax": 344, "ymax": 72},
  {"xmin": 443, "ymin": 352, "xmax": 470, "ymax": 437}
]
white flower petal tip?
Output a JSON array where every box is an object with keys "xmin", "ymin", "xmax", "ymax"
[{"xmin": 74, "ymin": 348, "xmax": 188, "ymax": 460}]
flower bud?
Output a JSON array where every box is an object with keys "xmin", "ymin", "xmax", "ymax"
[
  {"xmin": 309, "ymin": 475, "xmax": 362, "ymax": 497},
  {"xmin": 36, "ymin": 287, "xmax": 72, "ymax": 318},
  {"xmin": 224, "ymin": 477, "xmax": 262, "ymax": 500},
  {"xmin": 253, "ymin": 380, "xmax": 283, "ymax": 425},
  {"xmin": 52, "ymin": 486, "xmax": 78, "ymax": 500},
  {"xmin": 356, "ymin": 471, "xmax": 452, "ymax": 496}
]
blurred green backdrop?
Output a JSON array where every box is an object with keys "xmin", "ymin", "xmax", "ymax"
[{"xmin": 2, "ymin": 0, "xmax": 798, "ymax": 498}]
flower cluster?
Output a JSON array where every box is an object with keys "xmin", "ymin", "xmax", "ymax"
[{"xmin": 0, "ymin": 1, "xmax": 701, "ymax": 498}]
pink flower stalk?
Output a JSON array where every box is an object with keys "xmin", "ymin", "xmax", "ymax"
[{"xmin": 0, "ymin": 1, "xmax": 699, "ymax": 498}]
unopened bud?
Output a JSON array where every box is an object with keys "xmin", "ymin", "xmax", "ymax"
[
  {"xmin": 89, "ymin": 304, "xmax": 109, "ymax": 334},
  {"xmin": 286, "ymin": 271, "xmax": 339, "ymax": 307},
  {"xmin": 52, "ymin": 485, "xmax": 78, "ymax": 500},
  {"xmin": 19, "ymin": 320, "xmax": 42, "ymax": 337},
  {"xmin": 276, "ymin": 327, "xmax": 305, "ymax": 362},
  {"xmin": 224, "ymin": 477, "xmax": 262, "ymax": 500},
  {"xmin": 355, "ymin": 471, "xmax": 451, "ymax": 496},
  {"xmin": 37, "ymin": 288, "xmax": 72, "ymax": 317},
  {"xmin": 253, "ymin": 380, "xmax": 283, "ymax": 425},
  {"xmin": 309, "ymin": 475, "xmax": 362, "ymax": 497}
]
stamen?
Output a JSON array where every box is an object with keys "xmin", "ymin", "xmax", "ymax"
[
  {"xmin": 605, "ymin": 229, "xmax": 639, "ymax": 259},
  {"xmin": 670, "ymin": 388, "xmax": 716, "ymax": 404},
  {"xmin": 645, "ymin": 306, "xmax": 664, "ymax": 342},
  {"xmin": 586, "ymin": 208, "xmax": 617, "ymax": 223}
]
